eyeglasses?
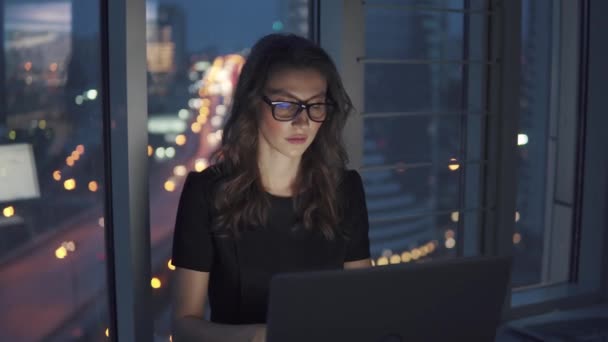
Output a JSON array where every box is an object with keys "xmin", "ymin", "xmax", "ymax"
[{"xmin": 262, "ymin": 96, "xmax": 334, "ymax": 122}]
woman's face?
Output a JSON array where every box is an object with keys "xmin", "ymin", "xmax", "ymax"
[{"xmin": 257, "ymin": 67, "xmax": 326, "ymax": 160}]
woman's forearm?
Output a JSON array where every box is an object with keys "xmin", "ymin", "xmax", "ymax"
[{"xmin": 172, "ymin": 316, "xmax": 264, "ymax": 342}]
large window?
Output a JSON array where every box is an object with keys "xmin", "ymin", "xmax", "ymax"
[
  {"xmin": 0, "ymin": 1, "xmax": 111, "ymax": 340},
  {"xmin": 143, "ymin": 0, "xmax": 311, "ymax": 339},
  {"xmin": 1, "ymin": 1, "xmax": 605, "ymax": 339}
]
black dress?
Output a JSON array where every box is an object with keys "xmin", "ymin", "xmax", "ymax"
[{"xmin": 171, "ymin": 166, "xmax": 370, "ymax": 324}]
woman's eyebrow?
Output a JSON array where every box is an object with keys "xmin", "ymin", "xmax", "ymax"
[{"xmin": 265, "ymin": 89, "xmax": 326, "ymax": 102}]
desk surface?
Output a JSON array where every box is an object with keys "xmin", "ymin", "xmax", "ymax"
[{"xmin": 497, "ymin": 303, "xmax": 608, "ymax": 341}]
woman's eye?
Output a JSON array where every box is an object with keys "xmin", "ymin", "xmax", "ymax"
[{"xmin": 275, "ymin": 102, "xmax": 293, "ymax": 110}]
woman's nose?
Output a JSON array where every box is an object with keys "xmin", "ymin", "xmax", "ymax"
[{"xmin": 291, "ymin": 109, "xmax": 310, "ymax": 127}]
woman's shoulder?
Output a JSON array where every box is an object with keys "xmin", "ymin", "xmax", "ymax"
[
  {"xmin": 337, "ymin": 168, "xmax": 364, "ymax": 198},
  {"xmin": 340, "ymin": 169, "xmax": 363, "ymax": 187},
  {"xmin": 185, "ymin": 164, "xmax": 224, "ymax": 188}
]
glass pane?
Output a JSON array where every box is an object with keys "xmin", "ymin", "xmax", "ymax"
[
  {"xmin": 0, "ymin": 1, "xmax": 111, "ymax": 341},
  {"xmin": 512, "ymin": 0, "xmax": 576, "ymax": 288},
  {"xmin": 362, "ymin": 166, "xmax": 462, "ymax": 261},
  {"xmin": 145, "ymin": 0, "xmax": 311, "ymax": 339},
  {"xmin": 363, "ymin": 0, "xmax": 487, "ymax": 260}
]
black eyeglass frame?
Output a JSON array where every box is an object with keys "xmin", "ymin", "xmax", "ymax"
[{"xmin": 261, "ymin": 95, "xmax": 334, "ymax": 122}]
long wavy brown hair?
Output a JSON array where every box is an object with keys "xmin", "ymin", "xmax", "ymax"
[{"xmin": 210, "ymin": 33, "xmax": 353, "ymax": 240}]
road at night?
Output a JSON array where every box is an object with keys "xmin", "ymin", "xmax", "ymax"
[{"xmin": 0, "ymin": 115, "xmax": 219, "ymax": 342}]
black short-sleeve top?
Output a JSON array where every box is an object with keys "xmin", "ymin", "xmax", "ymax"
[{"xmin": 171, "ymin": 166, "xmax": 371, "ymax": 324}]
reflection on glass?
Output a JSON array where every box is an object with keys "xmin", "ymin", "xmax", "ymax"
[
  {"xmin": 145, "ymin": 0, "xmax": 311, "ymax": 338},
  {"xmin": 0, "ymin": 1, "xmax": 110, "ymax": 341}
]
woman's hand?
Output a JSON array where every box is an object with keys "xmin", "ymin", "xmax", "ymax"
[{"xmin": 251, "ymin": 325, "xmax": 267, "ymax": 342}]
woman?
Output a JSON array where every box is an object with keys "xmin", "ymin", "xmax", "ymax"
[{"xmin": 171, "ymin": 33, "xmax": 371, "ymax": 342}]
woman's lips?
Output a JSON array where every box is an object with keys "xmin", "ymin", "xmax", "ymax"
[{"xmin": 286, "ymin": 136, "xmax": 307, "ymax": 144}]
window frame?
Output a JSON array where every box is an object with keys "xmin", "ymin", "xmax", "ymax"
[{"xmin": 101, "ymin": 0, "xmax": 152, "ymax": 340}]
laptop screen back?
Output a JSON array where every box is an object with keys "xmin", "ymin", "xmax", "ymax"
[{"xmin": 267, "ymin": 256, "xmax": 511, "ymax": 342}]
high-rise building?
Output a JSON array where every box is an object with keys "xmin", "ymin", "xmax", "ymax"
[
  {"xmin": 279, "ymin": 0, "xmax": 309, "ymax": 37},
  {"xmin": 147, "ymin": 4, "xmax": 186, "ymax": 74},
  {"xmin": 147, "ymin": 4, "xmax": 187, "ymax": 99}
]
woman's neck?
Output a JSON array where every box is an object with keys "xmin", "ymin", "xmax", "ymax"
[{"xmin": 257, "ymin": 150, "xmax": 301, "ymax": 197}]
